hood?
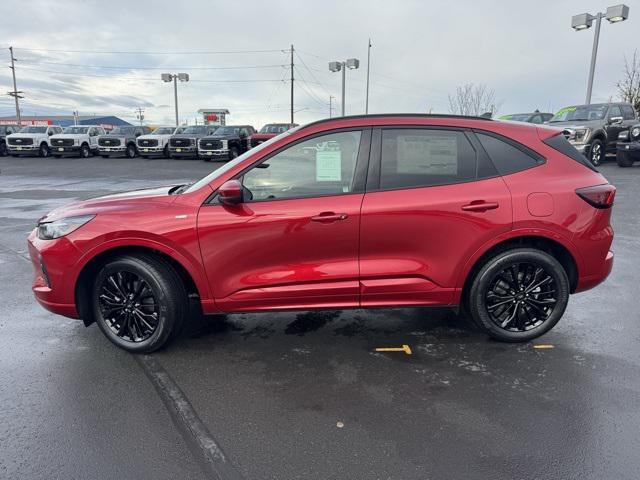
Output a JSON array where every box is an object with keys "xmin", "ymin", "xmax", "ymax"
[
  {"xmin": 171, "ymin": 133, "xmax": 201, "ymax": 139},
  {"xmin": 8, "ymin": 132, "xmax": 46, "ymax": 139},
  {"xmin": 138, "ymin": 133, "xmax": 169, "ymax": 140},
  {"xmin": 39, "ymin": 185, "xmax": 179, "ymax": 223},
  {"xmin": 545, "ymin": 119, "xmax": 604, "ymax": 129},
  {"xmin": 201, "ymin": 134, "xmax": 237, "ymax": 141},
  {"xmin": 99, "ymin": 134, "xmax": 127, "ymax": 140},
  {"xmin": 51, "ymin": 133, "xmax": 88, "ymax": 139}
]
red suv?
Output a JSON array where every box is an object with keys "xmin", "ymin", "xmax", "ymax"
[{"xmin": 28, "ymin": 115, "xmax": 615, "ymax": 352}]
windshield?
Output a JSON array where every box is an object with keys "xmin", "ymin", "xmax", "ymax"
[
  {"xmin": 213, "ymin": 126, "xmax": 240, "ymax": 135},
  {"xmin": 260, "ymin": 124, "xmax": 290, "ymax": 134},
  {"xmin": 174, "ymin": 126, "xmax": 186, "ymax": 134},
  {"xmin": 550, "ymin": 104, "xmax": 608, "ymax": 123},
  {"xmin": 184, "ymin": 126, "xmax": 300, "ymax": 193},
  {"xmin": 182, "ymin": 126, "xmax": 207, "ymax": 134},
  {"xmin": 63, "ymin": 126, "xmax": 89, "ymax": 134},
  {"xmin": 110, "ymin": 127, "xmax": 136, "ymax": 135},
  {"xmin": 152, "ymin": 127, "xmax": 175, "ymax": 135},
  {"xmin": 499, "ymin": 114, "xmax": 532, "ymax": 122},
  {"xmin": 19, "ymin": 126, "xmax": 48, "ymax": 133}
]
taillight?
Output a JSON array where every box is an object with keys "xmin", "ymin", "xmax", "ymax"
[{"xmin": 576, "ymin": 184, "xmax": 616, "ymax": 209}]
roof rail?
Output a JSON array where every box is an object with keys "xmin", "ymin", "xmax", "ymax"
[{"xmin": 301, "ymin": 113, "xmax": 494, "ymax": 129}]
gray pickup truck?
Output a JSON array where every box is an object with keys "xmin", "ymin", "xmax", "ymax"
[
  {"xmin": 546, "ymin": 102, "xmax": 637, "ymax": 165},
  {"xmin": 98, "ymin": 126, "xmax": 152, "ymax": 158}
]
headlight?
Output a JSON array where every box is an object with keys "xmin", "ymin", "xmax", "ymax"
[
  {"xmin": 574, "ymin": 128, "xmax": 589, "ymax": 142},
  {"xmin": 37, "ymin": 215, "xmax": 95, "ymax": 240},
  {"xmin": 190, "ymin": 138, "xmax": 196, "ymax": 145},
  {"xmin": 632, "ymin": 127, "xmax": 640, "ymax": 139},
  {"xmin": 618, "ymin": 130, "xmax": 629, "ymax": 141}
]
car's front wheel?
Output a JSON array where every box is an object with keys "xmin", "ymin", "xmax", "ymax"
[
  {"xmin": 80, "ymin": 143, "xmax": 91, "ymax": 158},
  {"xmin": 589, "ymin": 139, "xmax": 604, "ymax": 166},
  {"xmin": 467, "ymin": 248, "xmax": 569, "ymax": 342},
  {"xmin": 39, "ymin": 143, "xmax": 50, "ymax": 158},
  {"xmin": 92, "ymin": 255, "xmax": 187, "ymax": 353},
  {"xmin": 126, "ymin": 144, "xmax": 136, "ymax": 158},
  {"xmin": 228, "ymin": 147, "xmax": 239, "ymax": 161}
]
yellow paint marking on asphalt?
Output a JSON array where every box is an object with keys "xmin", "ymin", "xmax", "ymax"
[
  {"xmin": 533, "ymin": 344, "xmax": 555, "ymax": 349},
  {"xmin": 375, "ymin": 344, "xmax": 412, "ymax": 355}
]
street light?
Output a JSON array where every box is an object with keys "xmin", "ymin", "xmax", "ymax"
[
  {"xmin": 571, "ymin": 4, "xmax": 629, "ymax": 104},
  {"xmin": 329, "ymin": 58, "xmax": 360, "ymax": 116},
  {"xmin": 161, "ymin": 73, "xmax": 190, "ymax": 126}
]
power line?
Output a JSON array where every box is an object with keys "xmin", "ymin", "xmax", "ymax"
[
  {"xmin": 13, "ymin": 47, "xmax": 288, "ymax": 55},
  {"xmin": 294, "ymin": 67, "xmax": 328, "ymax": 107},
  {"xmin": 294, "ymin": 51, "xmax": 332, "ymax": 96},
  {"xmin": 19, "ymin": 60, "xmax": 288, "ymax": 70}
]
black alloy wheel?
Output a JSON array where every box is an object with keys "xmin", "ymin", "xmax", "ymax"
[
  {"xmin": 467, "ymin": 248, "xmax": 569, "ymax": 342},
  {"xmin": 98, "ymin": 271, "xmax": 159, "ymax": 343}
]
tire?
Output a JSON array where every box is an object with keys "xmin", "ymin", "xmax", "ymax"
[
  {"xmin": 0, "ymin": 142, "xmax": 7, "ymax": 156},
  {"xmin": 163, "ymin": 144, "xmax": 170, "ymax": 158},
  {"xmin": 616, "ymin": 150, "xmax": 635, "ymax": 167},
  {"xmin": 53, "ymin": 154, "xmax": 62, "ymax": 158},
  {"xmin": 228, "ymin": 147, "xmax": 239, "ymax": 161},
  {"xmin": 80, "ymin": 143, "xmax": 91, "ymax": 158},
  {"xmin": 467, "ymin": 248, "xmax": 569, "ymax": 342},
  {"xmin": 39, "ymin": 143, "xmax": 50, "ymax": 158},
  {"xmin": 126, "ymin": 143, "xmax": 136, "ymax": 159},
  {"xmin": 92, "ymin": 254, "xmax": 188, "ymax": 353},
  {"xmin": 589, "ymin": 138, "xmax": 604, "ymax": 166}
]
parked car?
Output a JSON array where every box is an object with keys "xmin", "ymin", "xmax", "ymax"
[
  {"xmin": 137, "ymin": 126, "xmax": 186, "ymax": 158},
  {"xmin": 198, "ymin": 125, "xmax": 255, "ymax": 161},
  {"xmin": 168, "ymin": 125, "xmax": 219, "ymax": 159},
  {"xmin": 547, "ymin": 102, "xmax": 637, "ymax": 165},
  {"xmin": 98, "ymin": 126, "xmax": 152, "ymax": 158},
  {"xmin": 616, "ymin": 122, "xmax": 640, "ymax": 167},
  {"xmin": 6, "ymin": 125, "xmax": 63, "ymax": 157},
  {"xmin": 498, "ymin": 111, "xmax": 553, "ymax": 124},
  {"xmin": 250, "ymin": 123, "xmax": 298, "ymax": 148},
  {"xmin": 28, "ymin": 114, "xmax": 615, "ymax": 353},
  {"xmin": 0, "ymin": 124, "xmax": 22, "ymax": 156},
  {"xmin": 50, "ymin": 125, "xmax": 106, "ymax": 158}
]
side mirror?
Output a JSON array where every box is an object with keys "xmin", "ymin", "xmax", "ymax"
[
  {"xmin": 609, "ymin": 116, "xmax": 623, "ymax": 125},
  {"xmin": 218, "ymin": 180, "xmax": 243, "ymax": 205}
]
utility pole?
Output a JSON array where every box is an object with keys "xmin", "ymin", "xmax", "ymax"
[
  {"xmin": 290, "ymin": 44, "xmax": 294, "ymax": 124},
  {"xmin": 135, "ymin": 107, "xmax": 145, "ymax": 125},
  {"xmin": 8, "ymin": 47, "xmax": 23, "ymax": 126},
  {"xmin": 173, "ymin": 76, "xmax": 179, "ymax": 126},
  {"xmin": 73, "ymin": 110, "xmax": 79, "ymax": 125},
  {"xmin": 329, "ymin": 95, "xmax": 335, "ymax": 118},
  {"xmin": 365, "ymin": 38, "xmax": 371, "ymax": 114}
]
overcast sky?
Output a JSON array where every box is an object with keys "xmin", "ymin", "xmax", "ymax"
[{"xmin": 0, "ymin": 0, "xmax": 638, "ymax": 127}]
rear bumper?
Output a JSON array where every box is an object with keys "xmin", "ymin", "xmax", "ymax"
[{"xmin": 576, "ymin": 250, "xmax": 614, "ymax": 292}]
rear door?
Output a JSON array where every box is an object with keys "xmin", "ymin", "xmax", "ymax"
[{"xmin": 359, "ymin": 127, "xmax": 512, "ymax": 307}]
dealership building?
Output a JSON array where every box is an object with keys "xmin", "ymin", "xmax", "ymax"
[{"xmin": 0, "ymin": 115, "xmax": 132, "ymax": 130}]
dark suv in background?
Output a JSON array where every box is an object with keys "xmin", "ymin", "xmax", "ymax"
[
  {"xmin": 250, "ymin": 123, "xmax": 298, "ymax": 147},
  {"xmin": 198, "ymin": 125, "xmax": 255, "ymax": 161},
  {"xmin": 0, "ymin": 124, "xmax": 20, "ymax": 156},
  {"xmin": 616, "ymin": 121, "xmax": 640, "ymax": 167},
  {"xmin": 98, "ymin": 126, "xmax": 152, "ymax": 158},
  {"xmin": 498, "ymin": 111, "xmax": 553, "ymax": 124},
  {"xmin": 547, "ymin": 102, "xmax": 637, "ymax": 165},
  {"xmin": 168, "ymin": 125, "xmax": 219, "ymax": 159}
]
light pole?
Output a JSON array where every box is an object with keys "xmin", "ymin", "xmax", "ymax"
[
  {"xmin": 329, "ymin": 58, "xmax": 360, "ymax": 116},
  {"xmin": 161, "ymin": 73, "xmax": 190, "ymax": 126},
  {"xmin": 572, "ymin": 4, "xmax": 629, "ymax": 104}
]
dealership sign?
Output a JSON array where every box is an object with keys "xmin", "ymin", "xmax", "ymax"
[{"xmin": 0, "ymin": 119, "xmax": 52, "ymax": 126}]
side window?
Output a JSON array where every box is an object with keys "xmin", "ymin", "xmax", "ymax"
[
  {"xmin": 380, "ymin": 129, "xmax": 477, "ymax": 189},
  {"xmin": 530, "ymin": 115, "xmax": 542, "ymax": 124},
  {"xmin": 476, "ymin": 132, "xmax": 542, "ymax": 175},
  {"xmin": 608, "ymin": 105, "xmax": 622, "ymax": 119},
  {"xmin": 89, "ymin": 128, "xmax": 96, "ymax": 136},
  {"xmin": 241, "ymin": 130, "xmax": 362, "ymax": 201},
  {"xmin": 621, "ymin": 105, "xmax": 636, "ymax": 120}
]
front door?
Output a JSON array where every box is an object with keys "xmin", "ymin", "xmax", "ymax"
[
  {"xmin": 359, "ymin": 127, "xmax": 513, "ymax": 307},
  {"xmin": 197, "ymin": 128, "xmax": 370, "ymax": 312}
]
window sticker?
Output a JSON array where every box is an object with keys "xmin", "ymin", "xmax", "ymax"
[
  {"xmin": 316, "ymin": 150, "xmax": 342, "ymax": 181},
  {"xmin": 396, "ymin": 135, "xmax": 458, "ymax": 175}
]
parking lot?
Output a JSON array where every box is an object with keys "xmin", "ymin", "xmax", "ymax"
[{"xmin": 1, "ymin": 154, "xmax": 639, "ymax": 479}]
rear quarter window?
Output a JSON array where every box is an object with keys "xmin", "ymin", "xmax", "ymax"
[
  {"xmin": 543, "ymin": 133, "xmax": 598, "ymax": 172},
  {"xmin": 476, "ymin": 132, "xmax": 544, "ymax": 175}
]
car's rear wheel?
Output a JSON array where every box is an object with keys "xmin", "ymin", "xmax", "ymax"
[
  {"xmin": 467, "ymin": 248, "xmax": 569, "ymax": 342},
  {"xmin": 589, "ymin": 139, "xmax": 604, "ymax": 166},
  {"xmin": 92, "ymin": 255, "xmax": 187, "ymax": 353}
]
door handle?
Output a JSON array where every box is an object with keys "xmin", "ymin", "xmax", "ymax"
[
  {"xmin": 461, "ymin": 201, "xmax": 499, "ymax": 212},
  {"xmin": 311, "ymin": 212, "xmax": 348, "ymax": 222}
]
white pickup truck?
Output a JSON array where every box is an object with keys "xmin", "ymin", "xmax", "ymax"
[
  {"xmin": 50, "ymin": 125, "xmax": 106, "ymax": 158},
  {"xmin": 6, "ymin": 125, "xmax": 64, "ymax": 157},
  {"xmin": 136, "ymin": 126, "xmax": 186, "ymax": 158}
]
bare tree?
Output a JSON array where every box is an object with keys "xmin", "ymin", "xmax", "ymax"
[
  {"xmin": 448, "ymin": 83, "xmax": 500, "ymax": 117},
  {"xmin": 616, "ymin": 50, "xmax": 640, "ymax": 113}
]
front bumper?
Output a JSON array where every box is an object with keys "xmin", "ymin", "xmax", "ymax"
[
  {"xmin": 52, "ymin": 145, "xmax": 82, "ymax": 155},
  {"xmin": 616, "ymin": 141, "xmax": 640, "ymax": 154},
  {"xmin": 138, "ymin": 146, "xmax": 165, "ymax": 156},
  {"xmin": 98, "ymin": 146, "xmax": 127, "ymax": 157},
  {"xmin": 169, "ymin": 146, "xmax": 198, "ymax": 157},
  {"xmin": 27, "ymin": 229, "xmax": 82, "ymax": 319},
  {"xmin": 198, "ymin": 149, "xmax": 229, "ymax": 160},
  {"xmin": 7, "ymin": 144, "xmax": 39, "ymax": 154}
]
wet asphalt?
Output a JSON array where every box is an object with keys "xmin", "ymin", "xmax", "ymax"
[{"xmin": 0, "ymin": 154, "xmax": 638, "ymax": 480}]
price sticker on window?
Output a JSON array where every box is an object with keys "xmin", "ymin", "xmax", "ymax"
[{"xmin": 315, "ymin": 150, "xmax": 342, "ymax": 182}]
